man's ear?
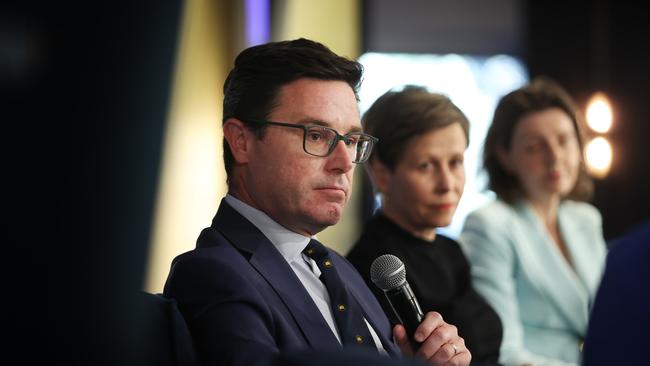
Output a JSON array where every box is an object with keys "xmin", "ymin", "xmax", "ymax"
[
  {"xmin": 223, "ymin": 118, "xmax": 252, "ymax": 164},
  {"xmin": 368, "ymin": 158, "xmax": 392, "ymax": 194}
]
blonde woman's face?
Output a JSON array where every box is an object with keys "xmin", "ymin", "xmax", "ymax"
[{"xmin": 377, "ymin": 123, "xmax": 467, "ymax": 237}]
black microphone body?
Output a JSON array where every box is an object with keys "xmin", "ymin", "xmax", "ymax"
[
  {"xmin": 384, "ymin": 281, "xmax": 424, "ymax": 348},
  {"xmin": 370, "ymin": 254, "xmax": 425, "ymax": 350}
]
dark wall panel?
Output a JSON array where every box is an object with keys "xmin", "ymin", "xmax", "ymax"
[
  {"xmin": 5, "ymin": 1, "xmax": 182, "ymax": 363},
  {"xmin": 363, "ymin": 0, "xmax": 525, "ymax": 55}
]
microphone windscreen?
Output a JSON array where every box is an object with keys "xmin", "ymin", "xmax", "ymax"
[{"xmin": 370, "ymin": 254, "xmax": 407, "ymax": 291}]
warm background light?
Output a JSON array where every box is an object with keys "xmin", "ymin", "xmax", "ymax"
[
  {"xmin": 585, "ymin": 137, "xmax": 613, "ymax": 178},
  {"xmin": 585, "ymin": 92, "xmax": 613, "ymax": 133},
  {"xmin": 144, "ymin": 0, "xmax": 228, "ymax": 293}
]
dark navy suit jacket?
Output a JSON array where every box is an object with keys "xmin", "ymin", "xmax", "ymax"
[
  {"xmin": 583, "ymin": 221, "xmax": 650, "ymax": 366},
  {"xmin": 164, "ymin": 199, "xmax": 401, "ymax": 366}
]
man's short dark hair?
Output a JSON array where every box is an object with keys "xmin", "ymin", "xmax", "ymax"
[{"xmin": 222, "ymin": 38, "xmax": 363, "ymax": 185}]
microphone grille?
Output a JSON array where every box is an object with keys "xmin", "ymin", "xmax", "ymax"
[{"xmin": 370, "ymin": 254, "xmax": 406, "ymax": 291}]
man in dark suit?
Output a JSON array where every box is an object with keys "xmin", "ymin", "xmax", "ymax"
[
  {"xmin": 583, "ymin": 221, "xmax": 650, "ymax": 366},
  {"xmin": 163, "ymin": 38, "xmax": 471, "ymax": 366}
]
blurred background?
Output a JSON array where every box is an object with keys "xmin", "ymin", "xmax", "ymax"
[{"xmin": 6, "ymin": 0, "xmax": 648, "ymax": 363}]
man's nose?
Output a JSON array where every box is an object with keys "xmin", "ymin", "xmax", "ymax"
[{"xmin": 326, "ymin": 140, "xmax": 354, "ymax": 173}]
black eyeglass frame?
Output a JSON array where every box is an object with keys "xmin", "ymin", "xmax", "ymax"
[{"xmin": 240, "ymin": 119, "xmax": 378, "ymax": 163}]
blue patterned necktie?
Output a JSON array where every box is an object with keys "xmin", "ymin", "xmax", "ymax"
[{"xmin": 303, "ymin": 239, "xmax": 376, "ymax": 350}]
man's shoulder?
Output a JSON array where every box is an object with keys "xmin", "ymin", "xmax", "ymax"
[
  {"xmin": 173, "ymin": 227, "xmax": 240, "ymax": 262},
  {"xmin": 165, "ymin": 227, "xmax": 247, "ymax": 277},
  {"xmin": 608, "ymin": 221, "xmax": 650, "ymax": 265},
  {"xmin": 164, "ymin": 227, "xmax": 252, "ymax": 292}
]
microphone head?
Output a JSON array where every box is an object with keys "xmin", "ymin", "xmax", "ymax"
[{"xmin": 370, "ymin": 254, "xmax": 407, "ymax": 291}]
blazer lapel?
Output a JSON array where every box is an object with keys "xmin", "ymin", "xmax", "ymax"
[
  {"xmin": 513, "ymin": 202, "xmax": 589, "ymax": 334},
  {"xmin": 208, "ymin": 201, "xmax": 341, "ymax": 349},
  {"xmin": 558, "ymin": 204, "xmax": 605, "ymax": 305}
]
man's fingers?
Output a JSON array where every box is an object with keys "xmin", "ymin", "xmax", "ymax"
[
  {"xmin": 392, "ymin": 324, "xmax": 413, "ymax": 356},
  {"xmin": 430, "ymin": 337, "xmax": 469, "ymax": 365},
  {"xmin": 413, "ymin": 311, "xmax": 445, "ymax": 342},
  {"xmin": 414, "ymin": 322, "xmax": 457, "ymax": 359}
]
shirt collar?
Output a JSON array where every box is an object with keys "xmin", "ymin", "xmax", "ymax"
[{"xmin": 224, "ymin": 194, "xmax": 312, "ymax": 262}]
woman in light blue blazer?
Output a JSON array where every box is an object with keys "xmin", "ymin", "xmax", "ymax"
[{"xmin": 460, "ymin": 77, "xmax": 606, "ymax": 366}]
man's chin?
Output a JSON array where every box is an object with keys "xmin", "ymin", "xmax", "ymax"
[{"xmin": 308, "ymin": 206, "xmax": 344, "ymax": 228}]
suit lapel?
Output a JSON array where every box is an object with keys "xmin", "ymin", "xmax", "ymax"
[
  {"xmin": 513, "ymin": 202, "xmax": 589, "ymax": 334},
  {"xmin": 207, "ymin": 201, "xmax": 341, "ymax": 349}
]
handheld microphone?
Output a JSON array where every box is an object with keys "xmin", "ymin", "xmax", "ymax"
[{"xmin": 370, "ymin": 254, "xmax": 423, "ymax": 349}]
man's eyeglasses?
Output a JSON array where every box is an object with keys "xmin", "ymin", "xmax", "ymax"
[{"xmin": 242, "ymin": 119, "xmax": 378, "ymax": 164}]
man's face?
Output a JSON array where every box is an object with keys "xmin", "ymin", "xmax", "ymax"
[{"xmin": 243, "ymin": 78, "xmax": 360, "ymax": 236}]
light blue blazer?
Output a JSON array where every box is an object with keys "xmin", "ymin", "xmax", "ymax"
[{"xmin": 460, "ymin": 199, "xmax": 606, "ymax": 366}]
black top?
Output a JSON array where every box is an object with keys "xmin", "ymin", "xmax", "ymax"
[{"xmin": 347, "ymin": 213, "xmax": 502, "ymax": 365}]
